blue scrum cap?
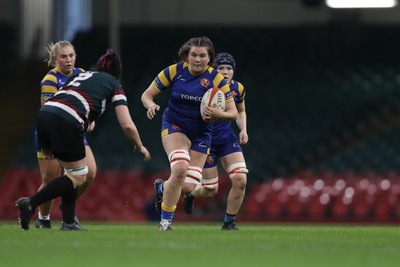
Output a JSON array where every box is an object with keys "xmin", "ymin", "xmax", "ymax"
[{"xmin": 214, "ymin": 52, "xmax": 236, "ymax": 70}]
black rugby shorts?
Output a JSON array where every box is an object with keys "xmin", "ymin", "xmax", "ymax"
[{"xmin": 36, "ymin": 111, "xmax": 85, "ymax": 162}]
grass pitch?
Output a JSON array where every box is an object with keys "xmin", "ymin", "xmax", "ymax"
[{"xmin": 0, "ymin": 222, "xmax": 399, "ymax": 267}]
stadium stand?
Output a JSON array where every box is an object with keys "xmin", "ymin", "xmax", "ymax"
[{"xmin": 242, "ymin": 171, "xmax": 400, "ymax": 223}]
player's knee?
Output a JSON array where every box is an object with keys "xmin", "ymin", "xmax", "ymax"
[
  {"xmin": 201, "ymin": 177, "xmax": 219, "ymax": 193},
  {"xmin": 227, "ymin": 162, "xmax": 247, "ymax": 191},
  {"xmin": 184, "ymin": 166, "xmax": 203, "ymax": 184},
  {"xmin": 64, "ymin": 166, "xmax": 88, "ymax": 186},
  {"xmin": 85, "ymin": 167, "xmax": 97, "ymax": 183},
  {"xmin": 231, "ymin": 173, "xmax": 247, "ymax": 191},
  {"xmin": 172, "ymin": 164, "xmax": 189, "ymax": 181},
  {"xmin": 169, "ymin": 149, "xmax": 190, "ymax": 168},
  {"xmin": 227, "ymin": 162, "xmax": 248, "ymax": 178},
  {"xmin": 169, "ymin": 150, "xmax": 190, "ymax": 179}
]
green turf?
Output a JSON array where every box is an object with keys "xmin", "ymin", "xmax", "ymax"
[{"xmin": 1, "ymin": 222, "xmax": 399, "ymax": 267}]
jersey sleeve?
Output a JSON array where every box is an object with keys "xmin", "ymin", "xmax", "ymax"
[
  {"xmin": 151, "ymin": 64, "xmax": 179, "ymax": 92},
  {"xmin": 40, "ymin": 71, "xmax": 58, "ymax": 103},
  {"xmin": 237, "ymin": 81, "xmax": 246, "ymax": 104},
  {"xmin": 213, "ymin": 71, "xmax": 234, "ymax": 104},
  {"xmin": 111, "ymin": 82, "xmax": 128, "ymax": 107}
]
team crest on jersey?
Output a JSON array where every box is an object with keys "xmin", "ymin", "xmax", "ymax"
[
  {"xmin": 206, "ymin": 155, "xmax": 214, "ymax": 165},
  {"xmin": 231, "ymin": 91, "xmax": 237, "ymax": 98},
  {"xmin": 200, "ymin": 79, "xmax": 210, "ymax": 88},
  {"xmin": 172, "ymin": 124, "xmax": 181, "ymax": 130}
]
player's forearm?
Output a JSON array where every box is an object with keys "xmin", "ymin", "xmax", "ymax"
[
  {"xmin": 141, "ymin": 86, "xmax": 158, "ymax": 109},
  {"xmin": 141, "ymin": 95, "xmax": 155, "ymax": 109},
  {"xmin": 221, "ymin": 102, "xmax": 238, "ymax": 121},
  {"xmin": 236, "ymin": 111, "xmax": 247, "ymax": 132},
  {"xmin": 122, "ymin": 124, "xmax": 144, "ymax": 149}
]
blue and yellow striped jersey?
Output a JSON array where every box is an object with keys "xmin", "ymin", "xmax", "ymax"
[
  {"xmin": 40, "ymin": 67, "xmax": 84, "ymax": 103},
  {"xmin": 152, "ymin": 62, "xmax": 233, "ymax": 120}
]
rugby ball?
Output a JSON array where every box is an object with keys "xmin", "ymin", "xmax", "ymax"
[{"xmin": 200, "ymin": 88, "xmax": 226, "ymax": 122}]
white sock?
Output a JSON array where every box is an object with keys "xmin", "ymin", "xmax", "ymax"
[{"xmin": 38, "ymin": 212, "xmax": 50, "ymax": 221}]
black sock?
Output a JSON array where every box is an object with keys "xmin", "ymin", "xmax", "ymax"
[
  {"xmin": 30, "ymin": 176, "xmax": 74, "ymax": 209},
  {"xmin": 61, "ymin": 189, "xmax": 77, "ymax": 224},
  {"xmin": 224, "ymin": 213, "xmax": 236, "ymax": 224}
]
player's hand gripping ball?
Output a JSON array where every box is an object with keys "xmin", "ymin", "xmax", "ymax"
[{"xmin": 200, "ymin": 88, "xmax": 226, "ymax": 123}]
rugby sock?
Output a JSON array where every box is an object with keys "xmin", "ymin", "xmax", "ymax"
[
  {"xmin": 161, "ymin": 210, "xmax": 174, "ymax": 221},
  {"xmin": 224, "ymin": 213, "xmax": 236, "ymax": 223},
  {"xmin": 30, "ymin": 176, "xmax": 74, "ymax": 209},
  {"xmin": 161, "ymin": 202, "xmax": 176, "ymax": 221},
  {"xmin": 61, "ymin": 189, "xmax": 77, "ymax": 224}
]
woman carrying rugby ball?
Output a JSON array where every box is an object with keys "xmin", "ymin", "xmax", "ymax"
[{"xmin": 141, "ymin": 37, "xmax": 238, "ymax": 231}]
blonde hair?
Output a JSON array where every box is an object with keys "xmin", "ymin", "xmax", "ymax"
[{"xmin": 44, "ymin": 40, "xmax": 76, "ymax": 67}]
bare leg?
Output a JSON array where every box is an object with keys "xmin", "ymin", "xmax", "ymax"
[
  {"xmin": 225, "ymin": 173, "xmax": 247, "ymax": 215},
  {"xmin": 76, "ymin": 146, "xmax": 97, "ymax": 198}
]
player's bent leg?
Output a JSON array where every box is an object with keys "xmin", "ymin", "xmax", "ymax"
[
  {"xmin": 182, "ymin": 183, "xmax": 202, "ymax": 214},
  {"xmin": 181, "ymin": 165, "xmax": 204, "ymax": 214},
  {"xmin": 200, "ymin": 177, "xmax": 219, "ymax": 195},
  {"xmin": 182, "ymin": 166, "xmax": 203, "ymax": 193},
  {"xmin": 183, "ymin": 165, "xmax": 218, "ymax": 214},
  {"xmin": 181, "ymin": 181, "xmax": 198, "ymax": 194},
  {"xmin": 188, "ymin": 167, "xmax": 219, "ymax": 198}
]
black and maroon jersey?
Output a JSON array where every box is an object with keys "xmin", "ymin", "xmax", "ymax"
[{"xmin": 41, "ymin": 71, "xmax": 127, "ymax": 131}]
